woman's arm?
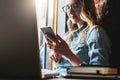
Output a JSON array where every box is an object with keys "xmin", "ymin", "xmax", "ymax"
[
  {"xmin": 86, "ymin": 26, "xmax": 110, "ymax": 65},
  {"xmin": 45, "ymin": 34, "xmax": 83, "ymax": 66}
]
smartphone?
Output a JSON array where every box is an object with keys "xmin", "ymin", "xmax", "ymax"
[{"xmin": 40, "ymin": 27, "xmax": 57, "ymax": 40}]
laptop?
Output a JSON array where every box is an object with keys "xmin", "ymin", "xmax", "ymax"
[
  {"xmin": 0, "ymin": 0, "xmax": 41, "ymax": 79},
  {"xmin": 0, "ymin": 0, "xmax": 60, "ymax": 79}
]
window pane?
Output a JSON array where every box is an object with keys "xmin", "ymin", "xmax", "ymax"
[{"xmin": 35, "ymin": 0, "xmax": 54, "ymax": 69}]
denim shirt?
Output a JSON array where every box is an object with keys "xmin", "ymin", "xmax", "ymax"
[{"xmin": 55, "ymin": 25, "xmax": 111, "ymax": 70}]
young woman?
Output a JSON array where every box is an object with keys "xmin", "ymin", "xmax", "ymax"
[{"xmin": 46, "ymin": 0, "xmax": 111, "ymax": 70}]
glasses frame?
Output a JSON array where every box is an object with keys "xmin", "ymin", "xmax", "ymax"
[{"xmin": 62, "ymin": 1, "xmax": 81, "ymax": 13}]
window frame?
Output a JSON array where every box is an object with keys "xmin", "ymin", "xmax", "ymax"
[{"xmin": 37, "ymin": 0, "xmax": 66, "ymax": 69}]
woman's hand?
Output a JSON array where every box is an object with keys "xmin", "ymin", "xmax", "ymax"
[
  {"xmin": 45, "ymin": 34, "xmax": 83, "ymax": 66},
  {"xmin": 45, "ymin": 34, "xmax": 71, "ymax": 57},
  {"xmin": 49, "ymin": 51, "xmax": 62, "ymax": 62}
]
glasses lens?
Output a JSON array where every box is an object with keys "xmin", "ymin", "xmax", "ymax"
[
  {"xmin": 62, "ymin": 3, "xmax": 79, "ymax": 13},
  {"xmin": 71, "ymin": 3, "xmax": 78, "ymax": 11},
  {"xmin": 62, "ymin": 6, "xmax": 69, "ymax": 13}
]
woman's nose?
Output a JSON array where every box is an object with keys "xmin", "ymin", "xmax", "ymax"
[{"xmin": 68, "ymin": 7, "xmax": 75, "ymax": 14}]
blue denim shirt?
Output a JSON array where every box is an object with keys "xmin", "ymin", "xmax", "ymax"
[{"xmin": 55, "ymin": 25, "xmax": 111, "ymax": 70}]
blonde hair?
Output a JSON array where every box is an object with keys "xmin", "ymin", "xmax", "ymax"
[
  {"xmin": 67, "ymin": 19, "xmax": 78, "ymax": 31},
  {"xmin": 64, "ymin": 19, "xmax": 78, "ymax": 44},
  {"xmin": 77, "ymin": 0, "xmax": 98, "ymax": 43}
]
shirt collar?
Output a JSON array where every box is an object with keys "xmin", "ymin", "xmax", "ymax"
[{"xmin": 73, "ymin": 22, "xmax": 87, "ymax": 37}]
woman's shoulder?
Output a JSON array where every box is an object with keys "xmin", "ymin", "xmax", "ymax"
[
  {"xmin": 87, "ymin": 25, "xmax": 108, "ymax": 39},
  {"xmin": 89, "ymin": 25, "xmax": 105, "ymax": 33}
]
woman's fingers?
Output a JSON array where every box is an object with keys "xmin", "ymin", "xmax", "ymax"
[
  {"xmin": 45, "ymin": 34, "xmax": 58, "ymax": 43},
  {"xmin": 45, "ymin": 33, "xmax": 60, "ymax": 49},
  {"xmin": 50, "ymin": 54, "xmax": 58, "ymax": 62},
  {"xmin": 49, "ymin": 53, "xmax": 62, "ymax": 62},
  {"xmin": 46, "ymin": 41, "xmax": 55, "ymax": 49}
]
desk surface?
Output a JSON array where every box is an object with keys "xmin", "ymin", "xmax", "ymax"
[
  {"xmin": 43, "ymin": 74, "xmax": 120, "ymax": 80},
  {"xmin": 45, "ymin": 78, "xmax": 117, "ymax": 80},
  {"xmin": 0, "ymin": 79, "xmax": 113, "ymax": 80}
]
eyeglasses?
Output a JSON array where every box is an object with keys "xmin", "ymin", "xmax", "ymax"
[{"xmin": 62, "ymin": 2, "xmax": 80, "ymax": 13}]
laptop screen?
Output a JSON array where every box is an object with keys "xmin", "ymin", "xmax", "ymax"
[{"xmin": 0, "ymin": 0, "xmax": 41, "ymax": 79}]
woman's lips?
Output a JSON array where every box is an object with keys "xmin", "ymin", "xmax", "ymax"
[{"xmin": 70, "ymin": 15, "xmax": 77, "ymax": 20}]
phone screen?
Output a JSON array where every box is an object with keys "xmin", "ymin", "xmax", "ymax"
[{"xmin": 40, "ymin": 27, "xmax": 57, "ymax": 39}]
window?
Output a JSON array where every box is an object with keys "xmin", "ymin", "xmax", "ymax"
[
  {"xmin": 35, "ymin": 0, "xmax": 66, "ymax": 69},
  {"xmin": 35, "ymin": 0, "xmax": 53, "ymax": 69}
]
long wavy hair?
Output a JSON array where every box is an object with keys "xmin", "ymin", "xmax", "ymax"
[{"xmin": 77, "ymin": 0, "xmax": 98, "ymax": 43}]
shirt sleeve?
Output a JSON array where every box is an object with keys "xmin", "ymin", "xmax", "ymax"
[{"xmin": 86, "ymin": 26, "xmax": 110, "ymax": 65}]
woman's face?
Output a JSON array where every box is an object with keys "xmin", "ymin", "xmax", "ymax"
[{"xmin": 65, "ymin": 0, "xmax": 82, "ymax": 24}]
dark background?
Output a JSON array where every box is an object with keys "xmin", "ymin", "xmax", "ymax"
[{"xmin": 101, "ymin": 0, "xmax": 120, "ymax": 67}]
